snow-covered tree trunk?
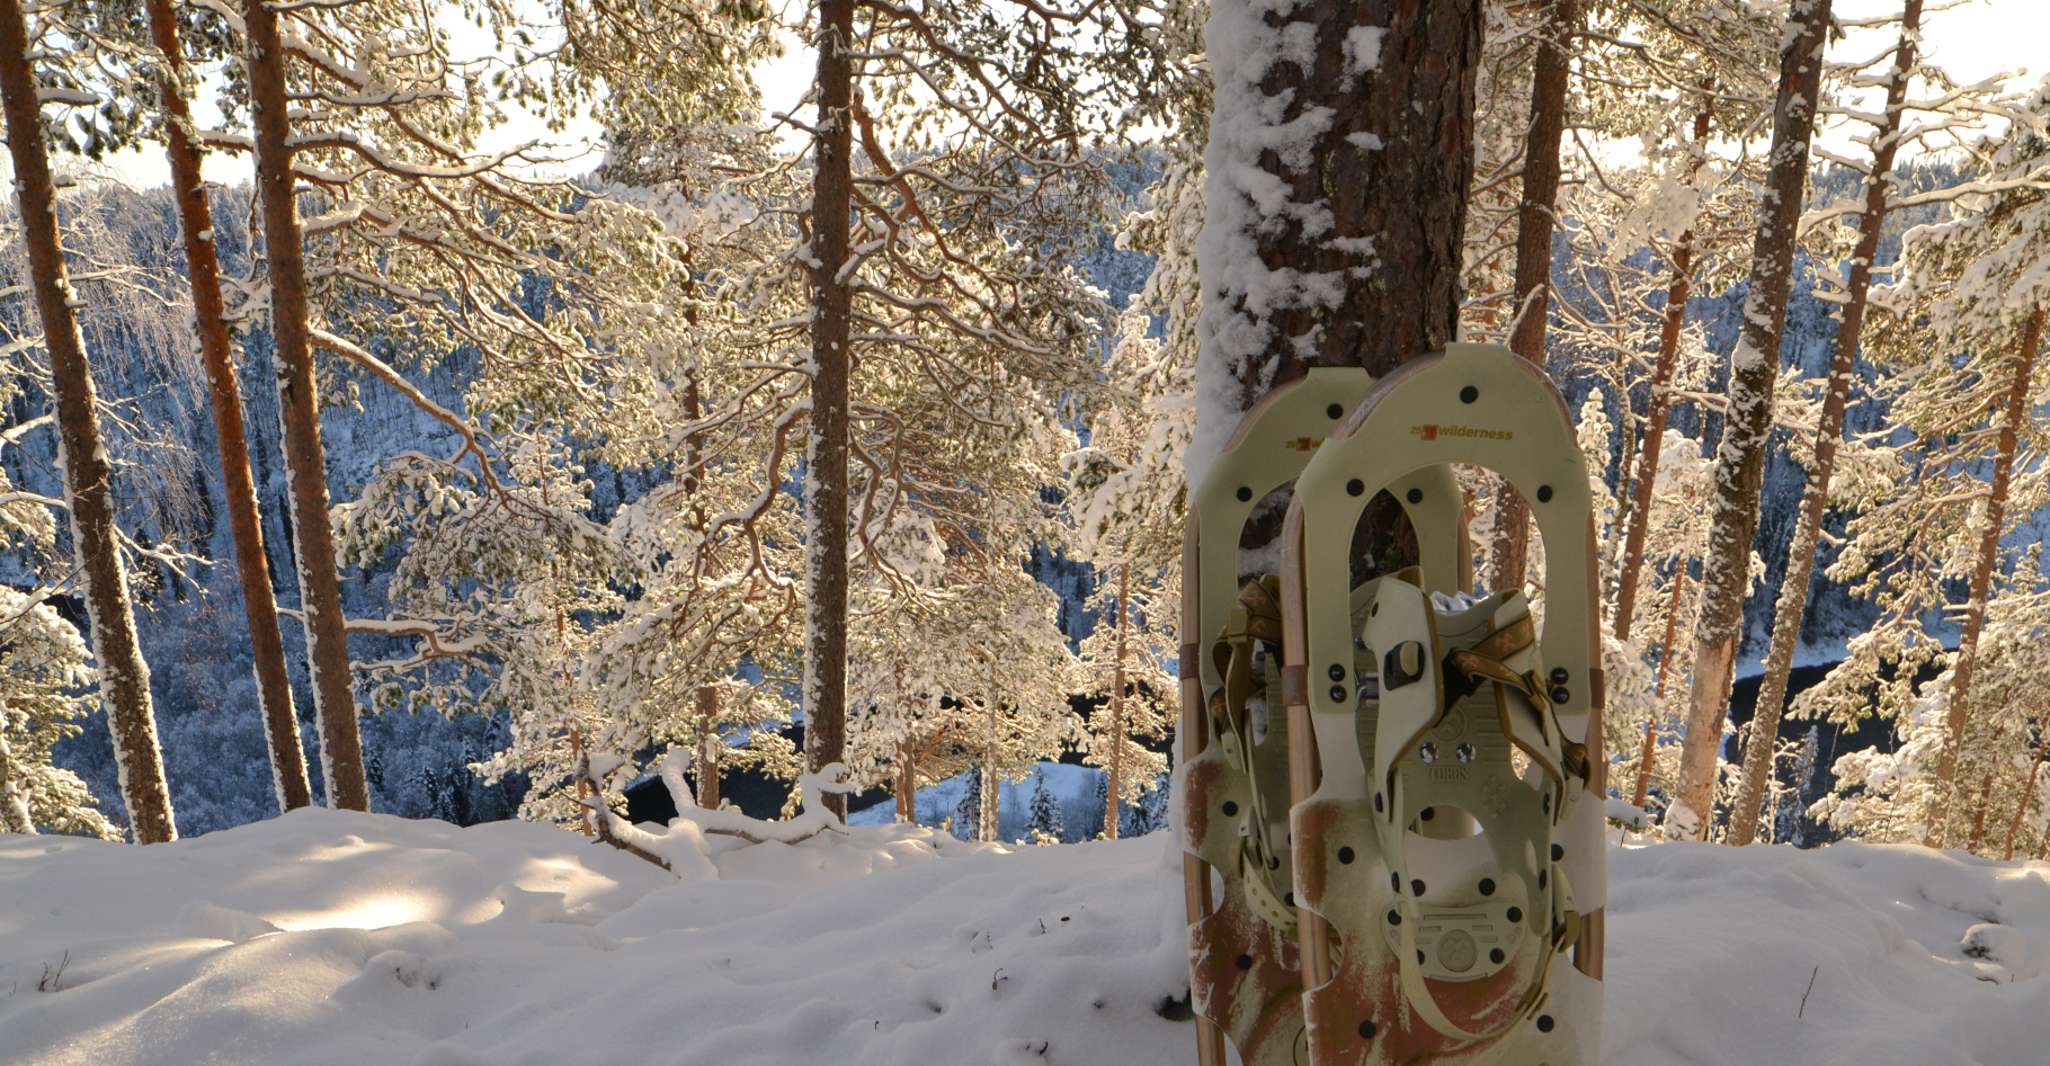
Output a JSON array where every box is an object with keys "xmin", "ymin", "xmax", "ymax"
[
  {"xmin": 979, "ymin": 692, "xmax": 1000, "ymax": 844},
  {"xmin": 149, "ymin": 0, "xmax": 312, "ymax": 814},
  {"xmin": 242, "ymin": 0, "xmax": 368, "ymax": 811},
  {"xmin": 1671, "ymin": 0, "xmax": 1832, "ymax": 841},
  {"xmin": 0, "ymin": 696, "xmax": 33, "ymax": 834},
  {"xmin": 695, "ymin": 696, "xmax": 721, "ymax": 810},
  {"xmin": 1612, "ymin": 97, "xmax": 1714, "ymax": 641},
  {"xmin": 0, "ymin": 0, "xmax": 177, "ymax": 843},
  {"xmin": 802, "ymin": 0, "xmax": 853, "ymax": 820},
  {"xmin": 2003, "ymin": 722, "xmax": 2050, "ymax": 861},
  {"xmin": 1729, "ymin": 0, "xmax": 1923, "ymax": 847},
  {"xmin": 1104, "ymin": 565, "xmax": 1130, "ymax": 840},
  {"xmin": 1941, "ymin": 307, "xmax": 2043, "ymax": 849},
  {"xmin": 1486, "ymin": 0, "xmax": 1580, "ymax": 594},
  {"xmin": 895, "ymin": 740, "xmax": 915, "ymax": 823},
  {"xmin": 1632, "ymin": 567, "xmax": 1688, "ymax": 810}
]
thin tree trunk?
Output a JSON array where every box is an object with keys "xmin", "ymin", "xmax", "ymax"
[
  {"xmin": 681, "ymin": 370, "xmax": 720, "ymax": 811},
  {"xmin": 1487, "ymin": 0, "xmax": 1580, "ymax": 594},
  {"xmin": 695, "ymin": 693, "xmax": 721, "ymax": 810},
  {"xmin": 243, "ymin": 0, "xmax": 368, "ymax": 810},
  {"xmin": 1633, "ymin": 568, "xmax": 1688, "ymax": 811},
  {"xmin": 803, "ymin": 0, "xmax": 853, "ymax": 820},
  {"xmin": 0, "ymin": 695, "xmax": 34, "ymax": 833},
  {"xmin": 1730, "ymin": 1, "xmax": 1922, "ymax": 846},
  {"xmin": 1104, "ymin": 565, "xmax": 1130, "ymax": 840},
  {"xmin": 149, "ymin": 0, "xmax": 311, "ymax": 813},
  {"xmin": 895, "ymin": 740, "xmax": 915, "ymax": 823},
  {"xmin": 1613, "ymin": 97, "xmax": 1714, "ymax": 640},
  {"xmin": 0, "ymin": 0, "xmax": 177, "ymax": 843},
  {"xmin": 2002, "ymin": 720, "xmax": 2050, "ymax": 861},
  {"xmin": 1937, "ymin": 307, "xmax": 2042, "ymax": 849},
  {"xmin": 1672, "ymin": 0, "xmax": 1833, "ymax": 840}
]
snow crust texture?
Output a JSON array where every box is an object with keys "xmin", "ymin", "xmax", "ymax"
[{"xmin": 3, "ymin": 811, "xmax": 2048, "ymax": 1065}]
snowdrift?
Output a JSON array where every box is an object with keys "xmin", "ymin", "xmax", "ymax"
[{"xmin": 2, "ymin": 810, "xmax": 2046, "ymax": 1065}]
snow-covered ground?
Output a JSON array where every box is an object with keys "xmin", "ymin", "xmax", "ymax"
[{"xmin": 3, "ymin": 810, "xmax": 2047, "ymax": 1065}]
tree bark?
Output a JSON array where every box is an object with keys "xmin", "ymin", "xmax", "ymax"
[
  {"xmin": 895, "ymin": 740, "xmax": 915, "ymax": 823},
  {"xmin": 1671, "ymin": 0, "xmax": 1833, "ymax": 840},
  {"xmin": 1612, "ymin": 97, "xmax": 1715, "ymax": 641},
  {"xmin": 149, "ymin": 0, "xmax": 312, "ymax": 813},
  {"xmin": 0, "ymin": 0, "xmax": 178, "ymax": 843},
  {"xmin": 0, "ymin": 694, "xmax": 34, "ymax": 833},
  {"xmin": 2002, "ymin": 719, "xmax": 2050, "ymax": 861},
  {"xmin": 803, "ymin": 0, "xmax": 853, "ymax": 820},
  {"xmin": 695, "ymin": 692, "xmax": 721, "ymax": 809},
  {"xmin": 1936, "ymin": 306, "xmax": 2042, "ymax": 849},
  {"xmin": 1729, "ymin": 0, "xmax": 1922, "ymax": 848},
  {"xmin": 1103, "ymin": 565, "xmax": 1130, "ymax": 840},
  {"xmin": 243, "ymin": 0, "xmax": 367, "ymax": 810},
  {"xmin": 1486, "ymin": 0, "xmax": 1580, "ymax": 594}
]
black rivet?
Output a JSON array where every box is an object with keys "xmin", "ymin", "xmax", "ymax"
[
  {"xmin": 1390, "ymin": 872, "xmax": 1400, "ymax": 892},
  {"xmin": 1417, "ymin": 950, "xmax": 1426, "ymax": 964},
  {"xmin": 1330, "ymin": 685, "xmax": 1348, "ymax": 702},
  {"xmin": 1347, "ymin": 478, "xmax": 1365, "ymax": 497},
  {"xmin": 1375, "ymin": 793, "xmax": 1385, "ymax": 813},
  {"xmin": 1549, "ymin": 667, "xmax": 1569, "ymax": 685},
  {"xmin": 1552, "ymin": 843, "xmax": 1565, "ymax": 862},
  {"xmin": 1459, "ymin": 385, "xmax": 1479, "ymax": 404},
  {"xmin": 1387, "ymin": 909, "xmax": 1401, "ymax": 925},
  {"xmin": 1358, "ymin": 1019, "xmax": 1377, "ymax": 1040},
  {"xmin": 1326, "ymin": 403, "xmax": 1344, "ymax": 419},
  {"xmin": 1421, "ymin": 806, "xmax": 1436, "ymax": 822},
  {"xmin": 1338, "ymin": 846, "xmax": 1356, "ymax": 865},
  {"xmin": 1490, "ymin": 948, "xmax": 1506, "ymax": 965},
  {"xmin": 1539, "ymin": 870, "xmax": 1548, "ymax": 890},
  {"xmin": 1370, "ymin": 602, "xmax": 1379, "ymax": 617},
  {"xmin": 1411, "ymin": 879, "xmax": 1426, "ymax": 897},
  {"xmin": 1235, "ymin": 953, "xmax": 1253, "ymax": 970},
  {"xmin": 1329, "ymin": 663, "xmax": 1346, "ymax": 681},
  {"xmin": 1536, "ymin": 485, "xmax": 1554, "ymax": 503},
  {"xmin": 1507, "ymin": 906, "xmax": 1524, "ymax": 923},
  {"xmin": 1406, "ymin": 487, "xmax": 1423, "ymax": 504},
  {"xmin": 1537, "ymin": 1015, "xmax": 1555, "ymax": 1033},
  {"xmin": 1222, "ymin": 801, "xmax": 1239, "ymax": 817},
  {"xmin": 1268, "ymin": 856, "xmax": 1281, "ymax": 870},
  {"xmin": 1236, "ymin": 486, "xmax": 1253, "ymax": 502},
  {"xmin": 1551, "ymin": 686, "xmax": 1570, "ymax": 705},
  {"xmin": 1479, "ymin": 878, "xmax": 1496, "ymax": 896}
]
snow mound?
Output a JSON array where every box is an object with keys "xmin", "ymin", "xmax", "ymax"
[{"xmin": 3, "ymin": 809, "xmax": 2048, "ymax": 1065}]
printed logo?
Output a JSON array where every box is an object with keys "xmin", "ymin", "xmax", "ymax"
[
  {"xmin": 1411, "ymin": 424, "xmax": 1512, "ymax": 442},
  {"xmin": 1283, "ymin": 436, "xmax": 1321, "ymax": 452}
]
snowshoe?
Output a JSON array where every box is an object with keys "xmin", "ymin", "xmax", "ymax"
[
  {"xmin": 1279, "ymin": 343, "xmax": 1606, "ymax": 1064},
  {"xmin": 1178, "ymin": 368, "xmax": 1463, "ymax": 1066}
]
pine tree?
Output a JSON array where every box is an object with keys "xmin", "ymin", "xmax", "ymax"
[
  {"xmin": 1026, "ymin": 770, "xmax": 1062, "ymax": 845},
  {"xmin": 952, "ymin": 767, "xmax": 981, "ymax": 843},
  {"xmin": 1669, "ymin": 0, "xmax": 1834, "ymax": 841},
  {"xmin": 0, "ymin": 0, "xmax": 176, "ymax": 842}
]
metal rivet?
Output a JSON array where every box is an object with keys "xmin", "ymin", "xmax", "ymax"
[
  {"xmin": 1419, "ymin": 741, "xmax": 1438, "ymax": 764},
  {"xmin": 1417, "ymin": 950, "xmax": 1426, "ymax": 964},
  {"xmin": 1347, "ymin": 478, "xmax": 1365, "ymax": 497},
  {"xmin": 1552, "ymin": 843, "xmax": 1565, "ymax": 862},
  {"xmin": 1455, "ymin": 743, "xmax": 1475, "ymax": 765},
  {"xmin": 1479, "ymin": 878, "xmax": 1496, "ymax": 896},
  {"xmin": 1549, "ymin": 667, "xmax": 1569, "ymax": 685},
  {"xmin": 1389, "ymin": 871, "xmax": 1399, "ymax": 891},
  {"xmin": 1411, "ymin": 879, "xmax": 1426, "ymax": 897},
  {"xmin": 1358, "ymin": 1020, "xmax": 1377, "ymax": 1040},
  {"xmin": 1508, "ymin": 906, "xmax": 1524, "ymax": 924},
  {"xmin": 1406, "ymin": 487, "xmax": 1423, "ymax": 504},
  {"xmin": 1536, "ymin": 485, "xmax": 1554, "ymax": 503},
  {"xmin": 1387, "ymin": 909, "xmax": 1401, "ymax": 925},
  {"xmin": 1460, "ymin": 385, "xmax": 1479, "ymax": 404},
  {"xmin": 1338, "ymin": 846, "xmax": 1355, "ymax": 865},
  {"xmin": 1329, "ymin": 663, "xmax": 1346, "ymax": 681},
  {"xmin": 1375, "ymin": 793, "xmax": 1385, "ymax": 813},
  {"xmin": 1551, "ymin": 686, "xmax": 1570, "ymax": 705},
  {"xmin": 1235, "ymin": 953, "xmax": 1253, "ymax": 970},
  {"xmin": 1330, "ymin": 685, "xmax": 1348, "ymax": 702},
  {"xmin": 1490, "ymin": 948, "xmax": 1506, "ymax": 964},
  {"xmin": 1236, "ymin": 486, "xmax": 1253, "ymax": 502},
  {"xmin": 1327, "ymin": 403, "xmax": 1344, "ymax": 419},
  {"xmin": 1222, "ymin": 801, "xmax": 1239, "ymax": 817},
  {"xmin": 1421, "ymin": 806, "xmax": 1436, "ymax": 822},
  {"xmin": 1537, "ymin": 1015, "xmax": 1556, "ymax": 1033}
]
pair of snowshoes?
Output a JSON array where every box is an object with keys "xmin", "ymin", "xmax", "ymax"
[{"xmin": 1179, "ymin": 344, "xmax": 1606, "ymax": 1065}]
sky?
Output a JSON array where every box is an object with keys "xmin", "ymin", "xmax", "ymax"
[{"xmin": 54, "ymin": 1, "xmax": 2050, "ymax": 191}]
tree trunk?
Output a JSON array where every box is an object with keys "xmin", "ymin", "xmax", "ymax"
[
  {"xmin": 2002, "ymin": 720, "xmax": 2050, "ymax": 861},
  {"xmin": 0, "ymin": 695, "xmax": 34, "ymax": 833},
  {"xmin": 1612, "ymin": 97, "xmax": 1714, "ymax": 641},
  {"xmin": 0, "ymin": 0, "xmax": 178, "ymax": 843},
  {"xmin": 802, "ymin": 0, "xmax": 853, "ymax": 820},
  {"xmin": 695, "ymin": 693, "xmax": 721, "ymax": 809},
  {"xmin": 895, "ymin": 740, "xmax": 915, "ymax": 823},
  {"xmin": 149, "ymin": 0, "xmax": 312, "ymax": 814},
  {"xmin": 1671, "ymin": 0, "xmax": 1833, "ymax": 840},
  {"xmin": 1104, "ymin": 565, "xmax": 1130, "ymax": 840},
  {"xmin": 1486, "ymin": 0, "xmax": 1580, "ymax": 594},
  {"xmin": 1936, "ymin": 306, "xmax": 2042, "ymax": 849},
  {"xmin": 243, "ymin": 0, "xmax": 368, "ymax": 810},
  {"xmin": 1632, "ymin": 568, "xmax": 1688, "ymax": 811},
  {"xmin": 1729, "ymin": 1, "xmax": 1922, "ymax": 848}
]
